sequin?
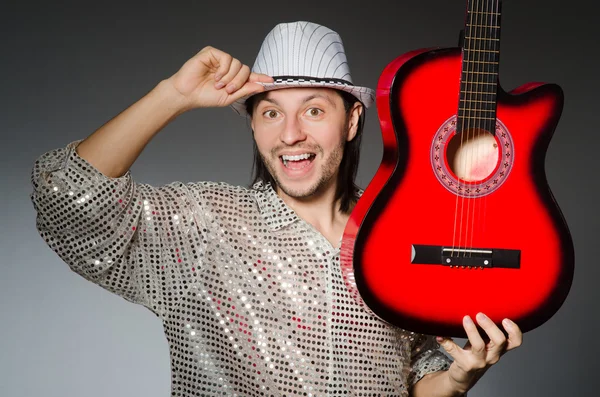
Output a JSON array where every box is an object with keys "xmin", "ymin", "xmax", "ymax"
[{"xmin": 31, "ymin": 140, "xmax": 451, "ymax": 396}]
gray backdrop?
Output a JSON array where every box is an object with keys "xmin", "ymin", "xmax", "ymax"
[{"xmin": 2, "ymin": 0, "xmax": 598, "ymax": 396}]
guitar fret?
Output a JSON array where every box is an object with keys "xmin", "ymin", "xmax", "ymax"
[
  {"xmin": 460, "ymin": 90, "xmax": 497, "ymax": 94},
  {"xmin": 462, "ymin": 71, "xmax": 498, "ymax": 75},
  {"xmin": 460, "ymin": 99, "xmax": 496, "ymax": 104},
  {"xmin": 464, "ymin": 60, "xmax": 499, "ymax": 64},
  {"xmin": 459, "ymin": 106, "xmax": 496, "ymax": 110},
  {"xmin": 464, "ymin": 36, "xmax": 500, "ymax": 41},
  {"xmin": 462, "ymin": 92, "xmax": 496, "ymax": 96},
  {"xmin": 462, "ymin": 81, "xmax": 497, "ymax": 85},
  {"xmin": 460, "ymin": 110, "xmax": 496, "ymax": 113},
  {"xmin": 466, "ymin": 24, "xmax": 500, "ymax": 28},
  {"xmin": 468, "ymin": 11, "xmax": 501, "ymax": 15},
  {"xmin": 458, "ymin": 116, "xmax": 497, "ymax": 120},
  {"xmin": 464, "ymin": 48, "xmax": 500, "ymax": 53}
]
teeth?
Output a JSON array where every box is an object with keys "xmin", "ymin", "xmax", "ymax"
[{"xmin": 281, "ymin": 153, "xmax": 312, "ymax": 161}]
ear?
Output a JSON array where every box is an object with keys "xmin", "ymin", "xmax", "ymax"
[{"xmin": 346, "ymin": 102, "xmax": 363, "ymax": 142}]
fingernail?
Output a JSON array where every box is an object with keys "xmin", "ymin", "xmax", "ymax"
[
  {"xmin": 436, "ymin": 336, "xmax": 444, "ymax": 343},
  {"xmin": 476, "ymin": 312, "xmax": 488, "ymax": 322},
  {"xmin": 214, "ymin": 74, "xmax": 222, "ymax": 81},
  {"xmin": 502, "ymin": 318, "xmax": 513, "ymax": 329},
  {"xmin": 464, "ymin": 315, "xmax": 474, "ymax": 326},
  {"xmin": 226, "ymin": 83, "xmax": 236, "ymax": 93},
  {"xmin": 214, "ymin": 81, "xmax": 225, "ymax": 89}
]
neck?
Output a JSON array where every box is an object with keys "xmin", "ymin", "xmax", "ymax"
[
  {"xmin": 276, "ymin": 179, "xmax": 349, "ymax": 248},
  {"xmin": 458, "ymin": 0, "xmax": 502, "ymax": 134}
]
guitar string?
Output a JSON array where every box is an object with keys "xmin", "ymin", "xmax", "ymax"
[
  {"xmin": 469, "ymin": 0, "xmax": 489, "ymax": 259},
  {"xmin": 465, "ymin": 0, "xmax": 483, "ymax": 259},
  {"xmin": 454, "ymin": 0, "xmax": 502, "ymax": 265},
  {"xmin": 459, "ymin": 0, "xmax": 480, "ymax": 260},
  {"xmin": 468, "ymin": 0, "xmax": 498, "ymax": 262},
  {"xmin": 453, "ymin": 0, "xmax": 471, "ymax": 259},
  {"xmin": 483, "ymin": 0, "xmax": 500, "ymax": 247},
  {"xmin": 475, "ymin": 0, "xmax": 500, "ymax": 261},
  {"xmin": 477, "ymin": 0, "xmax": 498, "ymax": 260}
]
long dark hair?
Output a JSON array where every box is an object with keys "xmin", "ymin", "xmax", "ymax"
[{"xmin": 245, "ymin": 89, "xmax": 366, "ymax": 214}]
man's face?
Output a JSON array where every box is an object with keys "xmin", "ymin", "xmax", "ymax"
[{"xmin": 251, "ymin": 88, "xmax": 360, "ymax": 200}]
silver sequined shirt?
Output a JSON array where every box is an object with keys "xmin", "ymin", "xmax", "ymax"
[{"xmin": 30, "ymin": 140, "xmax": 451, "ymax": 396}]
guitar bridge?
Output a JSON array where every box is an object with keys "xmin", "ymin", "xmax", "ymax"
[{"xmin": 411, "ymin": 244, "xmax": 520, "ymax": 269}]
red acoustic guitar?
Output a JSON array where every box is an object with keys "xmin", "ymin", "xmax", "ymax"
[{"xmin": 341, "ymin": 0, "xmax": 574, "ymax": 337}]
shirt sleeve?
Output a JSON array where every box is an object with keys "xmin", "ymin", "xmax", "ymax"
[
  {"xmin": 30, "ymin": 140, "xmax": 207, "ymax": 318},
  {"xmin": 408, "ymin": 333, "xmax": 453, "ymax": 387}
]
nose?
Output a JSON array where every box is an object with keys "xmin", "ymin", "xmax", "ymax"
[{"xmin": 279, "ymin": 116, "xmax": 307, "ymax": 146}]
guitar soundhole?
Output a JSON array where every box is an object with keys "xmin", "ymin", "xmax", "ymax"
[
  {"xmin": 446, "ymin": 128, "xmax": 498, "ymax": 182},
  {"xmin": 431, "ymin": 116, "xmax": 514, "ymax": 198}
]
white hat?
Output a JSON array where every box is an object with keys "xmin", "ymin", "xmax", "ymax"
[{"xmin": 231, "ymin": 21, "xmax": 375, "ymax": 116}]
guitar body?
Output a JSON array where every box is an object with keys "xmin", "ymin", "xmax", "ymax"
[{"xmin": 341, "ymin": 47, "xmax": 574, "ymax": 337}]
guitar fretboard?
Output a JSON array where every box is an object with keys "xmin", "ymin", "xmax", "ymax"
[{"xmin": 458, "ymin": 0, "xmax": 502, "ymax": 134}]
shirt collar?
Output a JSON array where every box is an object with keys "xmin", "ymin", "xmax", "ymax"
[
  {"xmin": 252, "ymin": 180, "xmax": 365, "ymax": 231},
  {"xmin": 252, "ymin": 180, "xmax": 300, "ymax": 230}
]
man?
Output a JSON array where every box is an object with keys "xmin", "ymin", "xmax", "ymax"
[{"xmin": 31, "ymin": 21, "xmax": 522, "ymax": 396}]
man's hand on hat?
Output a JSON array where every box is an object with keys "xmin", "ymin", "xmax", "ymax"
[{"xmin": 167, "ymin": 46, "xmax": 273, "ymax": 111}]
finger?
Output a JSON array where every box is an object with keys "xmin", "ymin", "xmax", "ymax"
[
  {"xmin": 502, "ymin": 318, "xmax": 523, "ymax": 352},
  {"xmin": 475, "ymin": 312, "xmax": 508, "ymax": 363},
  {"xmin": 249, "ymin": 72, "xmax": 274, "ymax": 84},
  {"xmin": 436, "ymin": 336, "xmax": 465, "ymax": 362},
  {"xmin": 463, "ymin": 315, "xmax": 487, "ymax": 359},
  {"xmin": 476, "ymin": 312, "xmax": 507, "ymax": 348},
  {"xmin": 196, "ymin": 46, "xmax": 231, "ymax": 84},
  {"xmin": 206, "ymin": 49, "xmax": 233, "ymax": 83},
  {"xmin": 226, "ymin": 81, "xmax": 267, "ymax": 104},
  {"xmin": 218, "ymin": 58, "xmax": 243, "ymax": 91},
  {"xmin": 226, "ymin": 64, "xmax": 252, "ymax": 94}
]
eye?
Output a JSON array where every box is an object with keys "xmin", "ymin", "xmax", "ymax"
[
  {"xmin": 263, "ymin": 109, "xmax": 280, "ymax": 119},
  {"xmin": 306, "ymin": 108, "xmax": 323, "ymax": 117}
]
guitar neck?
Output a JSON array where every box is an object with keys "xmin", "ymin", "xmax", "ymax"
[{"xmin": 458, "ymin": 0, "xmax": 503, "ymax": 134}]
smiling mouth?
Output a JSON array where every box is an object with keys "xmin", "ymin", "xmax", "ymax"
[{"xmin": 280, "ymin": 153, "xmax": 316, "ymax": 170}]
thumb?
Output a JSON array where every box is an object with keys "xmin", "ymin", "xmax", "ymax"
[{"xmin": 437, "ymin": 336, "xmax": 464, "ymax": 361}]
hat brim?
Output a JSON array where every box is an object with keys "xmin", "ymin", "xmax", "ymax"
[{"xmin": 231, "ymin": 80, "xmax": 375, "ymax": 116}]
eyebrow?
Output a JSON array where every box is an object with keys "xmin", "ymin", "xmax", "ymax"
[
  {"xmin": 304, "ymin": 94, "xmax": 337, "ymax": 108},
  {"xmin": 258, "ymin": 93, "xmax": 338, "ymax": 108}
]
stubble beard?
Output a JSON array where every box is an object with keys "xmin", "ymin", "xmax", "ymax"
[{"xmin": 261, "ymin": 140, "xmax": 345, "ymax": 200}]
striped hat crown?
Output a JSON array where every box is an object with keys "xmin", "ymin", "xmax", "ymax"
[{"xmin": 231, "ymin": 21, "xmax": 375, "ymax": 116}]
